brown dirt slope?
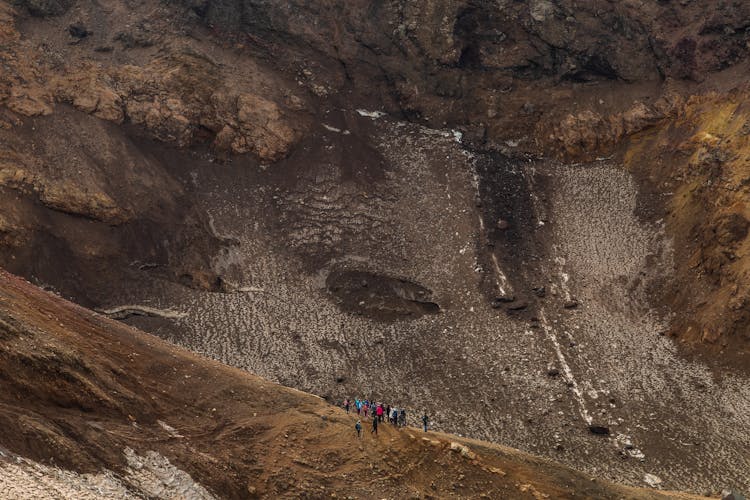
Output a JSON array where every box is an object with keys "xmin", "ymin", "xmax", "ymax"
[
  {"xmin": 0, "ymin": 269, "xmax": 703, "ymax": 499},
  {"xmin": 622, "ymin": 88, "xmax": 750, "ymax": 364}
]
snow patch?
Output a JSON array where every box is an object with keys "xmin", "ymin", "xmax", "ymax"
[
  {"xmin": 124, "ymin": 447, "xmax": 214, "ymax": 499},
  {"xmin": 538, "ymin": 310, "xmax": 593, "ymax": 425},
  {"xmin": 355, "ymin": 109, "xmax": 386, "ymax": 119},
  {"xmin": 643, "ymin": 473, "xmax": 663, "ymax": 488},
  {"xmin": 322, "ymin": 124, "xmax": 351, "ymax": 134},
  {"xmin": 97, "ymin": 306, "xmax": 187, "ymax": 320},
  {"xmin": 0, "ymin": 449, "xmax": 215, "ymax": 499}
]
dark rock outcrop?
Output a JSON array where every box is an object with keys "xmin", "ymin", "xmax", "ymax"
[
  {"xmin": 589, "ymin": 425, "xmax": 610, "ymax": 436},
  {"xmin": 176, "ymin": 0, "xmax": 750, "ymax": 153},
  {"xmin": 16, "ymin": 0, "xmax": 74, "ymax": 17}
]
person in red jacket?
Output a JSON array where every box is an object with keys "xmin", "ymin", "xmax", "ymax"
[{"xmin": 376, "ymin": 403, "xmax": 384, "ymax": 422}]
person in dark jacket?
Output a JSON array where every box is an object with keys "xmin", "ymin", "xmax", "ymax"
[
  {"xmin": 371, "ymin": 415, "xmax": 379, "ymax": 435},
  {"xmin": 421, "ymin": 413, "xmax": 429, "ymax": 432},
  {"xmin": 355, "ymin": 420, "xmax": 362, "ymax": 437}
]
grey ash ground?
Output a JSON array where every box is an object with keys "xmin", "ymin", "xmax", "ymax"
[{"xmin": 108, "ymin": 111, "xmax": 750, "ymax": 493}]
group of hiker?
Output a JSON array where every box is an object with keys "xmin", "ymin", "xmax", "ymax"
[{"xmin": 343, "ymin": 398, "xmax": 429, "ymax": 437}]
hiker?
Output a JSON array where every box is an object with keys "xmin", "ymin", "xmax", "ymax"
[
  {"xmin": 363, "ymin": 402, "xmax": 369, "ymax": 418},
  {"xmin": 386, "ymin": 404, "xmax": 391, "ymax": 422},
  {"xmin": 371, "ymin": 415, "xmax": 378, "ymax": 435},
  {"xmin": 355, "ymin": 420, "xmax": 362, "ymax": 438},
  {"xmin": 399, "ymin": 409, "xmax": 406, "ymax": 427},
  {"xmin": 376, "ymin": 403, "xmax": 384, "ymax": 422},
  {"xmin": 356, "ymin": 399, "xmax": 361, "ymax": 415},
  {"xmin": 391, "ymin": 408, "xmax": 398, "ymax": 425},
  {"xmin": 344, "ymin": 398, "xmax": 350, "ymax": 414},
  {"xmin": 422, "ymin": 413, "xmax": 429, "ymax": 432}
]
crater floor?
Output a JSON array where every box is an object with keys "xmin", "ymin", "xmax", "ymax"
[{"xmin": 107, "ymin": 111, "xmax": 750, "ymax": 492}]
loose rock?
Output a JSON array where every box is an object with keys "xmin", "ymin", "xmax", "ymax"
[
  {"xmin": 588, "ymin": 425, "xmax": 610, "ymax": 435},
  {"xmin": 643, "ymin": 473, "xmax": 662, "ymax": 488},
  {"xmin": 68, "ymin": 23, "xmax": 91, "ymax": 39}
]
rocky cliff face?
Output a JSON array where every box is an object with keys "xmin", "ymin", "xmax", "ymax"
[
  {"xmin": 624, "ymin": 90, "xmax": 750, "ymax": 357},
  {"xmin": 5, "ymin": 0, "xmax": 749, "ymax": 356},
  {"xmin": 2, "ymin": 0, "xmax": 750, "ymax": 495},
  {"xmin": 175, "ymin": 0, "xmax": 750, "ymax": 357},
  {"xmin": 180, "ymin": 0, "xmax": 750, "ymax": 150}
]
